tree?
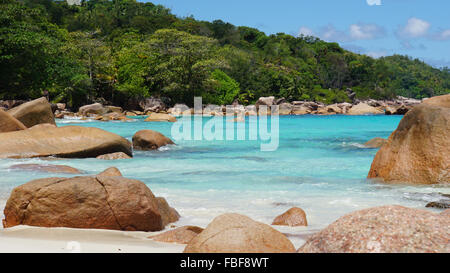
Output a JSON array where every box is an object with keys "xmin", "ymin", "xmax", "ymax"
[
  {"xmin": 67, "ymin": 30, "xmax": 114, "ymax": 101},
  {"xmin": 115, "ymin": 29, "xmax": 226, "ymax": 103},
  {"xmin": 0, "ymin": 0, "xmax": 80, "ymax": 100},
  {"xmin": 203, "ymin": 69, "xmax": 240, "ymax": 105}
]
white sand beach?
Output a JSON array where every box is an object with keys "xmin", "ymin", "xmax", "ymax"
[{"xmin": 0, "ymin": 225, "xmax": 186, "ymax": 253}]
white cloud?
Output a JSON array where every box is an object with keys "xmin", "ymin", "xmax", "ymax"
[
  {"xmin": 433, "ymin": 29, "xmax": 450, "ymax": 40},
  {"xmin": 398, "ymin": 17, "xmax": 430, "ymax": 38},
  {"xmin": 350, "ymin": 23, "xmax": 385, "ymax": 39},
  {"xmin": 298, "ymin": 23, "xmax": 385, "ymax": 42},
  {"xmin": 320, "ymin": 25, "xmax": 350, "ymax": 42},
  {"xmin": 366, "ymin": 0, "xmax": 382, "ymax": 6},
  {"xmin": 298, "ymin": 27, "xmax": 314, "ymax": 37}
]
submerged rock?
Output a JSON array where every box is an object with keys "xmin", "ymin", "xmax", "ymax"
[
  {"xmin": 184, "ymin": 213, "xmax": 296, "ymax": 253},
  {"xmin": 7, "ymin": 97, "xmax": 55, "ymax": 128},
  {"xmin": 0, "ymin": 126, "xmax": 132, "ymax": 159},
  {"xmin": 150, "ymin": 226, "xmax": 204, "ymax": 244},
  {"xmin": 272, "ymin": 207, "xmax": 308, "ymax": 227},
  {"xmin": 9, "ymin": 164, "xmax": 81, "ymax": 174},
  {"xmin": 132, "ymin": 130, "xmax": 174, "ymax": 151},
  {"xmin": 368, "ymin": 94, "xmax": 450, "ymax": 184},
  {"xmin": 0, "ymin": 109, "xmax": 27, "ymax": 133},
  {"xmin": 3, "ymin": 168, "xmax": 178, "ymax": 231},
  {"xmin": 298, "ymin": 205, "xmax": 449, "ymax": 253}
]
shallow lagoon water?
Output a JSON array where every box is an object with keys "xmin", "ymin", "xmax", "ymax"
[{"xmin": 1, "ymin": 115, "xmax": 448, "ymax": 247}]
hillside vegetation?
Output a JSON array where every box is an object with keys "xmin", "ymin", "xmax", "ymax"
[{"xmin": 1, "ymin": 0, "xmax": 449, "ymax": 108}]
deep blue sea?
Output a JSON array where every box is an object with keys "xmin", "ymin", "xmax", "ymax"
[{"xmin": 1, "ymin": 115, "xmax": 447, "ymax": 246}]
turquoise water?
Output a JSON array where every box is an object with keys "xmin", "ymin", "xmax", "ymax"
[{"xmin": 0, "ymin": 115, "xmax": 447, "ymax": 246}]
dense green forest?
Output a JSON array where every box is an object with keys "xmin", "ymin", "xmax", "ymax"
[{"xmin": 1, "ymin": 0, "xmax": 449, "ymax": 108}]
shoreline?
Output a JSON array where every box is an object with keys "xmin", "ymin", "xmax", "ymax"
[
  {"xmin": 0, "ymin": 95, "xmax": 448, "ymax": 253},
  {"xmin": 0, "ymin": 224, "xmax": 318, "ymax": 253},
  {"xmin": 0, "ymin": 225, "xmax": 185, "ymax": 253}
]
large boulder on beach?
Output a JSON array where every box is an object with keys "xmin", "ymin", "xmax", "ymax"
[
  {"xmin": 245, "ymin": 105, "xmax": 257, "ymax": 116},
  {"xmin": 156, "ymin": 197, "xmax": 180, "ymax": 227},
  {"xmin": 144, "ymin": 113, "xmax": 176, "ymax": 122},
  {"xmin": 277, "ymin": 103, "xmax": 293, "ymax": 115},
  {"xmin": 78, "ymin": 103, "xmax": 108, "ymax": 116},
  {"xmin": 0, "ymin": 126, "xmax": 132, "ymax": 159},
  {"xmin": 184, "ymin": 213, "xmax": 296, "ymax": 253},
  {"xmin": 151, "ymin": 226, "xmax": 204, "ymax": 244},
  {"xmin": 385, "ymin": 104, "xmax": 410, "ymax": 115},
  {"xmin": 3, "ymin": 169, "xmax": 178, "ymax": 231},
  {"xmin": 368, "ymin": 94, "xmax": 450, "ymax": 184},
  {"xmin": 347, "ymin": 103, "xmax": 383, "ymax": 115},
  {"xmin": 291, "ymin": 105, "xmax": 311, "ymax": 115},
  {"xmin": 132, "ymin": 130, "xmax": 174, "ymax": 151},
  {"xmin": 139, "ymin": 97, "xmax": 166, "ymax": 112},
  {"xmin": 255, "ymin": 96, "xmax": 275, "ymax": 108},
  {"xmin": 272, "ymin": 207, "xmax": 308, "ymax": 227},
  {"xmin": 298, "ymin": 205, "xmax": 450, "ymax": 253},
  {"xmin": 0, "ymin": 109, "xmax": 27, "ymax": 133},
  {"xmin": 168, "ymin": 104, "xmax": 190, "ymax": 116},
  {"xmin": 422, "ymin": 94, "xmax": 450, "ymax": 107},
  {"xmin": 7, "ymin": 97, "xmax": 55, "ymax": 128}
]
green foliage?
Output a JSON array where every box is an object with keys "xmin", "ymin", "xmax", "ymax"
[
  {"xmin": 115, "ymin": 29, "xmax": 225, "ymax": 104},
  {"xmin": 203, "ymin": 69, "xmax": 240, "ymax": 105},
  {"xmin": 0, "ymin": 0, "xmax": 448, "ymax": 108}
]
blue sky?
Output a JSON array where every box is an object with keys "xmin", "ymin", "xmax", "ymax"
[{"xmin": 147, "ymin": 0, "xmax": 450, "ymax": 68}]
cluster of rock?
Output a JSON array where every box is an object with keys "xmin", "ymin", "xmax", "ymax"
[
  {"xmin": 162, "ymin": 98, "xmax": 420, "ymax": 117},
  {"xmin": 148, "ymin": 205, "xmax": 448, "ymax": 253},
  {"xmin": 0, "ymin": 97, "xmax": 55, "ymax": 132},
  {"xmin": 146, "ymin": 95, "xmax": 450, "ymax": 253},
  {"xmin": 55, "ymin": 102, "xmax": 133, "ymax": 122},
  {"xmin": 3, "ymin": 170, "xmax": 449, "ymax": 253},
  {"xmin": 2, "ymin": 94, "xmax": 449, "ymax": 253},
  {"xmin": 39, "ymin": 94, "xmax": 424, "ymax": 122},
  {"xmin": 165, "ymin": 96, "xmax": 421, "ymax": 117},
  {"xmin": 0, "ymin": 97, "xmax": 175, "ymax": 159}
]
